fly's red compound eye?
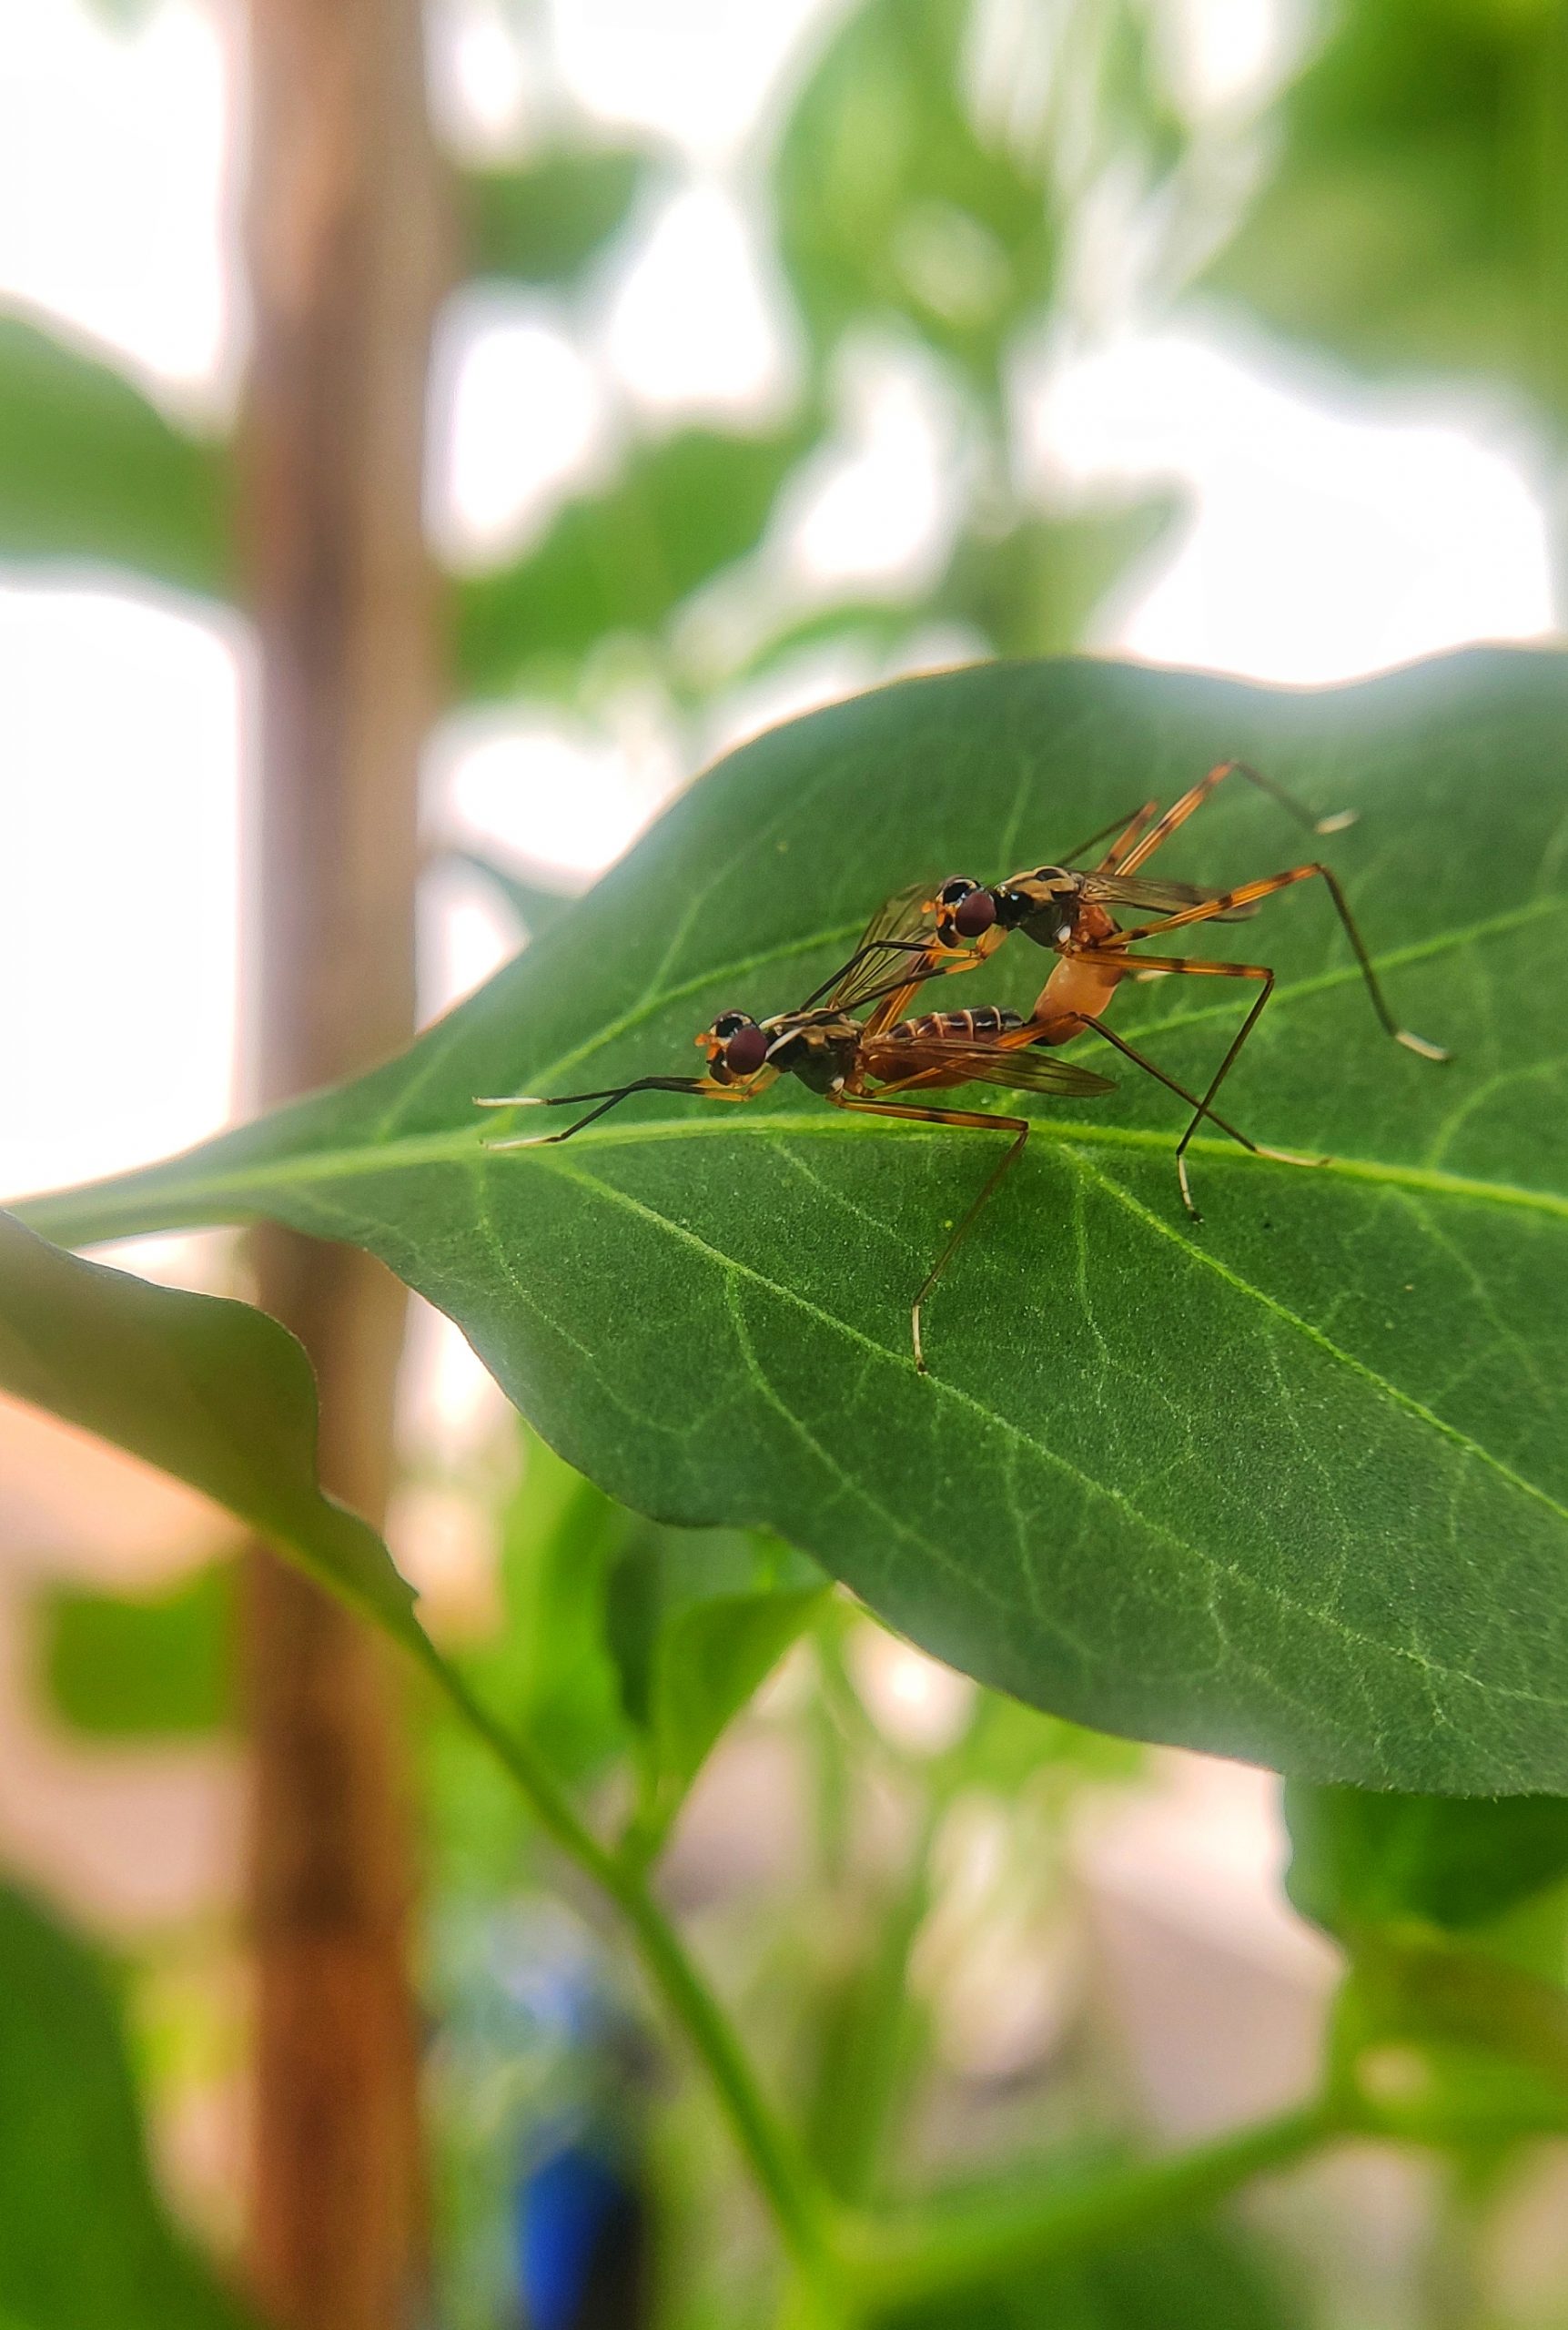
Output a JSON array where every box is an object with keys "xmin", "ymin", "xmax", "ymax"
[
  {"xmin": 723, "ymin": 1024, "xmax": 770, "ymax": 1078},
  {"xmin": 953, "ymin": 888, "xmax": 997, "ymax": 938}
]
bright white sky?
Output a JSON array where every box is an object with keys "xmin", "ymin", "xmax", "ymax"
[{"xmin": 0, "ymin": 0, "xmax": 1555, "ymax": 1211}]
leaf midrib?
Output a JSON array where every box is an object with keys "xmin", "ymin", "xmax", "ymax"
[{"xmin": 24, "ymin": 1112, "xmax": 1567, "ymax": 1243}]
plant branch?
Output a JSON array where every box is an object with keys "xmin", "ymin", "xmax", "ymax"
[
  {"xmin": 420, "ymin": 1644, "xmax": 837, "ymax": 2293},
  {"xmin": 845, "ymin": 2098, "xmax": 1341, "ymax": 2312}
]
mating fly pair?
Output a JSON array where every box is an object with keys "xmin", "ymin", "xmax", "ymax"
[
  {"xmin": 473, "ymin": 757, "xmax": 1440, "ymax": 1373},
  {"xmin": 811, "ymin": 756, "xmax": 1449, "ymax": 1214}
]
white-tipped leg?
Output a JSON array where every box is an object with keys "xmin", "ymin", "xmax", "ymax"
[
  {"xmin": 473, "ymin": 1093, "xmax": 548, "ymax": 1108},
  {"xmin": 1397, "ymin": 1029, "xmax": 1452, "ymax": 1062},
  {"xmin": 1176, "ymin": 1149, "xmax": 1201, "ymax": 1222},
  {"xmin": 1313, "ymin": 808, "xmax": 1359, "ymax": 836},
  {"xmin": 1255, "ymin": 1142, "xmax": 1330, "ymax": 1170},
  {"xmin": 481, "ymin": 1130, "xmax": 558, "ymax": 1150}
]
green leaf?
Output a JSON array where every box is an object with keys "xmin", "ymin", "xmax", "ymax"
[
  {"xmin": 462, "ymin": 149, "xmax": 650, "ymax": 287},
  {"xmin": 729, "ymin": 495, "xmax": 1184, "ymax": 688},
  {"xmin": 44, "ymin": 1565, "xmax": 233, "ymax": 1739},
  {"xmin": 607, "ymin": 1526, "xmax": 826, "ymax": 1842},
  {"xmin": 775, "ymin": 0, "xmax": 1059, "ymax": 388},
  {"xmin": 1287, "ymin": 1784, "xmax": 1568, "ymax": 1938},
  {"xmin": 451, "ymin": 422, "xmax": 808, "ymax": 698},
  {"xmin": 0, "ymin": 313, "xmax": 229, "ymax": 594},
  {"xmin": 467, "ymin": 1427, "xmax": 634, "ymax": 1780},
  {"xmin": 1331, "ymin": 1934, "xmax": 1568, "ymax": 2144},
  {"xmin": 22, "ymin": 648, "xmax": 1568, "ymax": 1791},
  {"xmin": 0, "ymin": 1213, "xmax": 419, "ymax": 1653},
  {"xmin": 1201, "ymin": 0, "xmax": 1564, "ymax": 423},
  {"xmin": 0, "ymin": 1881, "xmax": 251, "ymax": 2330},
  {"xmin": 937, "ymin": 498, "xmax": 1184, "ymax": 659},
  {"xmin": 442, "ymin": 847, "xmax": 577, "ymax": 940},
  {"xmin": 874, "ymin": 2161, "xmax": 1301, "ymax": 2330}
]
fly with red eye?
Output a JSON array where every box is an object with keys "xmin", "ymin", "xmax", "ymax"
[
  {"xmin": 474, "ymin": 927, "xmax": 1309, "ymax": 1372},
  {"xmin": 814, "ymin": 757, "xmax": 1450, "ymax": 1215}
]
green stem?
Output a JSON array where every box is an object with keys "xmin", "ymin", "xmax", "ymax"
[
  {"xmin": 845, "ymin": 2098, "xmax": 1340, "ymax": 2312},
  {"xmin": 424, "ymin": 1646, "xmax": 836, "ymax": 2294}
]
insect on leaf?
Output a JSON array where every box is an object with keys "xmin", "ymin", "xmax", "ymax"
[{"xmin": 19, "ymin": 650, "xmax": 1568, "ymax": 1795}]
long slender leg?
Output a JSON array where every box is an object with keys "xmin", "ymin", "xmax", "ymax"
[
  {"xmin": 1057, "ymin": 798, "xmax": 1159, "ymax": 870},
  {"xmin": 1176, "ymin": 976, "xmax": 1275, "ymax": 1215},
  {"xmin": 829, "ymin": 1089, "xmax": 1030, "ymax": 1373},
  {"xmin": 1043, "ymin": 947, "xmax": 1290, "ymax": 1212},
  {"xmin": 475, "ymin": 1073, "xmax": 725, "ymax": 1147},
  {"xmin": 1115, "ymin": 759, "xmax": 1353, "ymax": 878},
  {"xmin": 1063, "ymin": 1011, "xmax": 1325, "ymax": 1217},
  {"xmin": 1106, "ymin": 861, "xmax": 1449, "ymax": 1059}
]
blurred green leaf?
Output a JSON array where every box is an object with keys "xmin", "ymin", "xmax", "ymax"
[
  {"xmin": 44, "ymin": 1565, "xmax": 232, "ymax": 1740},
  {"xmin": 1332, "ymin": 1934, "xmax": 1568, "ymax": 2143},
  {"xmin": 1202, "ymin": 0, "xmax": 1568, "ymax": 422},
  {"xmin": 1287, "ymin": 1785, "xmax": 1568, "ymax": 1939},
  {"xmin": 1288, "ymin": 1786, "xmax": 1568, "ymax": 2146},
  {"xmin": 728, "ymin": 492, "xmax": 1185, "ymax": 688},
  {"xmin": 0, "ymin": 1213, "xmax": 420, "ymax": 1653},
  {"xmin": 451, "ymin": 421, "xmax": 808, "ymax": 697},
  {"xmin": 940, "ymin": 497, "xmax": 1184, "ymax": 658},
  {"xmin": 874, "ymin": 2163, "xmax": 1301, "ymax": 2330},
  {"xmin": 442, "ymin": 846, "xmax": 578, "ymax": 941},
  {"xmin": 775, "ymin": 0, "xmax": 1059, "ymax": 388},
  {"xmin": 25, "ymin": 647, "xmax": 1568, "ymax": 1790},
  {"xmin": 467, "ymin": 1429, "xmax": 633, "ymax": 1781},
  {"xmin": 0, "ymin": 1881, "xmax": 250, "ymax": 2330},
  {"xmin": 0, "ymin": 313, "xmax": 229, "ymax": 594},
  {"xmin": 462, "ymin": 148, "xmax": 651, "ymax": 286},
  {"xmin": 607, "ymin": 1526, "xmax": 825, "ymax": 1844}
]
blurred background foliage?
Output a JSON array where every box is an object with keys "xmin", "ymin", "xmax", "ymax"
[{"xmin": 5, "ymin": 1, "xmax": 1568, "ymax": 2326}]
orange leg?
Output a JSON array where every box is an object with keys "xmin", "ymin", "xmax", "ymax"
[
  {"xmin": 1057, "ymin": 797, "xmax": 1159, "ymax": 870},
  {"xmin": 1039, "ymin": 947, "xmax": 1330, "ymax": 1213},
  {"xmin": 1106, "ymin": 861, "xmax": 1448, "ymax": 1059},
  {"xmin": 1043, "ymin": 1009, "xmax": 1321, "ymax": 1216},
  {"xmin": 1113, "ymin": 759, "xmax": 1353, "ymax": 879},
  {"xmin": 830, "ymin": 1087, "xmax": 1030, "ymax": 1373}
]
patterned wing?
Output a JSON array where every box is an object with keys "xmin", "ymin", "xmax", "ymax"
[
  {"xmin": 1081, "ymin": 871, "xmax": 1258, "ymax": 924},
  {"xmin": 860, "ymin": 1032, "xmax": 1115, "ymax": 1099}
]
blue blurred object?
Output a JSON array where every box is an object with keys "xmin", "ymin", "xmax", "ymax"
[{"xmin": 517, "ymin": 2129, "xmax": 643, "ymax": 2330}]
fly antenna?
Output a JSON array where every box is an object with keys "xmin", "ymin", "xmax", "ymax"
[{"xmin": 476, "ymin": 1076, "xmax": 708, "ymax": 1148}]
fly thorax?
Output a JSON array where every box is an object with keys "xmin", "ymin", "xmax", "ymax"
[{"xmin": 778, "ymin": 1023, "xmax": 857, "ymax": 1094}]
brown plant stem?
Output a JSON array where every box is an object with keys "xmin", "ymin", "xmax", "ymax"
[{"xmin": 236, "ymin": 0, "xmax": 446, "ymax": 2322}]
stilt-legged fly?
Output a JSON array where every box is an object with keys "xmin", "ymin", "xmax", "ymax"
[
  {"xmin": 814, "ymin": 759, "xmax": 1449, "ymax": 1213},
  {"xmin": 475, "ymin": 931, "xmax": 1300, "ymax": 1373}
]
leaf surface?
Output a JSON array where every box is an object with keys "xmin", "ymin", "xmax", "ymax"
[
  {"xmin": 0, "ymin": 1881, "xmax": 252, "ymax": 2330},
  {"xmin": 451, "ymin": 423, "xmax": 807, "ymax": 698},
  {"xmin": 0, "ymin": 312, "xmax": 229, "ymax": 593},
  {"xmin": 21, "ymin": 649, "xmax": 1568, "ymax": 1791},
  {"xmin": 1200, "ymin": 0, "xmax": 1560, "ymax": 420},
  {"xmin": 1287, "ymin": 1784, "xmax": 1568, "ymax": 1939},
  {"xmin": 462, "ymin": 149, "xmax": 650, "ymax": 286},
  {"xmin": 607, "ymin": 1526, "xmax": 826, "ymax": 1845},
  {"xmin": 0, "ymin": 1213, "xmax": 419, "ymax": 1652}
]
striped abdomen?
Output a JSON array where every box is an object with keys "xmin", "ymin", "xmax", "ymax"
[{"xmin": 889, "ymin": 1005, "xmax": 1023, "ymax": 1045}]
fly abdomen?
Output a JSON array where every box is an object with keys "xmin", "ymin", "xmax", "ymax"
[{"xmin": 891, "ymin": 1005, "xmax": 1023, "ymax": 1044}]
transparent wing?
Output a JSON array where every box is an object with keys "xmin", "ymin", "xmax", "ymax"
[
  {"xmin": 861, "ymin": 1034, "xmax": 1115, "ymax": 1098},
  {"xmin": 814, "ymin": 881, "xmax": 945, "ymax": 1012},
  {"xmin": 1082, "ymin": 872, "xmax": 1258, "ymax": 923}
]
